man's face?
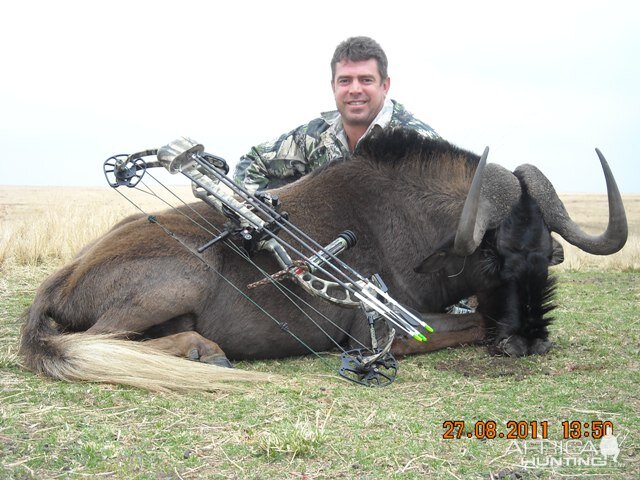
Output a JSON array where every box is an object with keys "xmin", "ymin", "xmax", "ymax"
[{"xmin": 332, "ymin": 58, "xmax": 390, "ymax": 128}]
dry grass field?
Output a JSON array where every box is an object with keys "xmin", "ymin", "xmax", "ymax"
[
  {"xmin": 0, "ymin": 185, "xmax": 193, "ymax": 267},
  {"xmin": 0, "ymin": 185, "xmax": 638, "ymax": 271}
]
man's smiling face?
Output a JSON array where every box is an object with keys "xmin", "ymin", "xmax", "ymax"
[{"xmin": 332, "ymin": 58, "xmax": 390, "ymax": 128}]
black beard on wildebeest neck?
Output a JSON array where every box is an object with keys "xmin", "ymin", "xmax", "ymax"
[{"xmin": 474, "ymin": 186, "xmax": 559, "ymax": 356}]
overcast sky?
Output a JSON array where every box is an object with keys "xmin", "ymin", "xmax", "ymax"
[{"xmin": 1, "ymin": 0, "xmax": 638, "ymax": 193}]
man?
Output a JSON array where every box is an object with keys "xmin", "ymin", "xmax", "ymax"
[
  {"xmin": 233, "ymin": 36, "xmax": 440, "ymax": 193},
  {"xmin": 233, "ymin": 36, "xmax": 473, "ymax": 315}
]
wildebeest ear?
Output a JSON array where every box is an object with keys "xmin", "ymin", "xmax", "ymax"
[
  {"xmin": 550, "ymin": 237, "xmax": 565, "ymax": 266},
  {"xmin": 414, "ymin": 250, "xmax": 449, "ymax": 273}
]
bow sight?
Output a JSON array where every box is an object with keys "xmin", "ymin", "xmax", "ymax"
[{"xmin": 104, "ymin": 137, "xmax": 434, "ymax": 386}]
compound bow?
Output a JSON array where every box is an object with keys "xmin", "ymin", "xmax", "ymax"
[{"xmin": 104, "ymin": 137, "xmax": 434, "ymax": 386}]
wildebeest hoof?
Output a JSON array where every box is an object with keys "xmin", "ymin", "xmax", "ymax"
[
  {"xmin": 186, "ymin": 348, "xmax": 200, "ymax": 361},
  {"xmin": 491, "ymin": 336, "xmax": 528, "ymax": 357},
  {"xmin": 529, "ymin": 338, "xmax": 553, "ymax": 355},
  {"xmin": 201, "ymin": 354, "xmax": 234, "ymax": 368}
]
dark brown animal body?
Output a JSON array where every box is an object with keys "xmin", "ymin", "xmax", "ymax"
[{"xmin": 19, "ymin": 129, "xmax": 627, "ymax": 390}]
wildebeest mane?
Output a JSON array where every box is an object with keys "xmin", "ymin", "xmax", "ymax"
[
  {"xmin": 307, "ymin": 127, "xmax": 479, "ymax": 204},
  {"xmin": 306, "ymin": 127, "xmax": 480, "ymax": 183},
  {"xmin": 356, "ymin": 127, "xmax": 479, "ymax": 172}
]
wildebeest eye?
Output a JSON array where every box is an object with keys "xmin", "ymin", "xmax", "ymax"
[{"xmin": 414, "ymin": 250, "xmax": 448, "ymax": 274}]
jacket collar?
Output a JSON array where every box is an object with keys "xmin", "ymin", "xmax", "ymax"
[{"xmin": 321, "ymin": 98, "xmax": 395, "ymax": 151}]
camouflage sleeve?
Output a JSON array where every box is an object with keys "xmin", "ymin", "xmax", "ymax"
[
  {"xmin": 404, "ymin": 117, "xmax": 440, "ymax": 139},
  {"xmin": 233, "ymin": 126, "xmax": 313, "ymax": 193},
  {"xmin": 390, "ymin": 101, "xmax": 441, "ymax": 140}
]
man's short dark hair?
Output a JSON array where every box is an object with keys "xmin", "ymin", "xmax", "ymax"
[{"xmin": 331, "ymin": 36, "xmax": 388, "ymax": 83}]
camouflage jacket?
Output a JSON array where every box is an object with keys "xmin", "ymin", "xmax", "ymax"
[{"xmin": 233, "ymin": 99, "xmax": 440, "ymax": 192}]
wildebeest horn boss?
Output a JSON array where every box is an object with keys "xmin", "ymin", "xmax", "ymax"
[{"xmin": 19, "ymin": 128, "xmax": 628, "ymax": 391}]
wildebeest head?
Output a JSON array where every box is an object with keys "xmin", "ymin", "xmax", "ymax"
[{"xmin": 416, "ymin": 145, "xmax": 627, "ymax": 356}]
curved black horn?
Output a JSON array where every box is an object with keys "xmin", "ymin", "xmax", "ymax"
[
  {"xmin": 453, "ymin": 148, "xmax": 522, "ymax": 256},
  {"xmin": 514, "ymin": 149, "xmax": 627, "ymax": 255}
]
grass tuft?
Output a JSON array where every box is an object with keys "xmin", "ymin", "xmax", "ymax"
[{"xmin": 253, "ymin": 415, "xmax": 327, "ymax": 459}]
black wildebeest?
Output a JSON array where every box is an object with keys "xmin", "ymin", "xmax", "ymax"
[{"xmin": 19, "ymin": 129, "xmax": 628, "ymax": 390}]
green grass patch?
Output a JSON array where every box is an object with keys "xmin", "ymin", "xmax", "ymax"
[{"xmin": 1, "ymin": 265, "xmax": 638, "ymax": 479}]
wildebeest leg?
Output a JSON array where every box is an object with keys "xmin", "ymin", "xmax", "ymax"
[
  {"xmin": 87, "ymin": 313, "xmax": 234, "ymax": 367},
  {"xmin": 144, "ymin": 332, "xmax": 233, "ymax": 368},
  {"xmin": 391, "ymin": 313, "xmax": 486, "ymax": 356},
  {"xmin": 83, "ymin": 285, "xmax": 232, "ymax": 364}
]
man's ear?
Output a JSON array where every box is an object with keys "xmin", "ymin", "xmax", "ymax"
[{"xmin": 382, "ymin": 76, "xmax": 390, "ymax": 94}]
